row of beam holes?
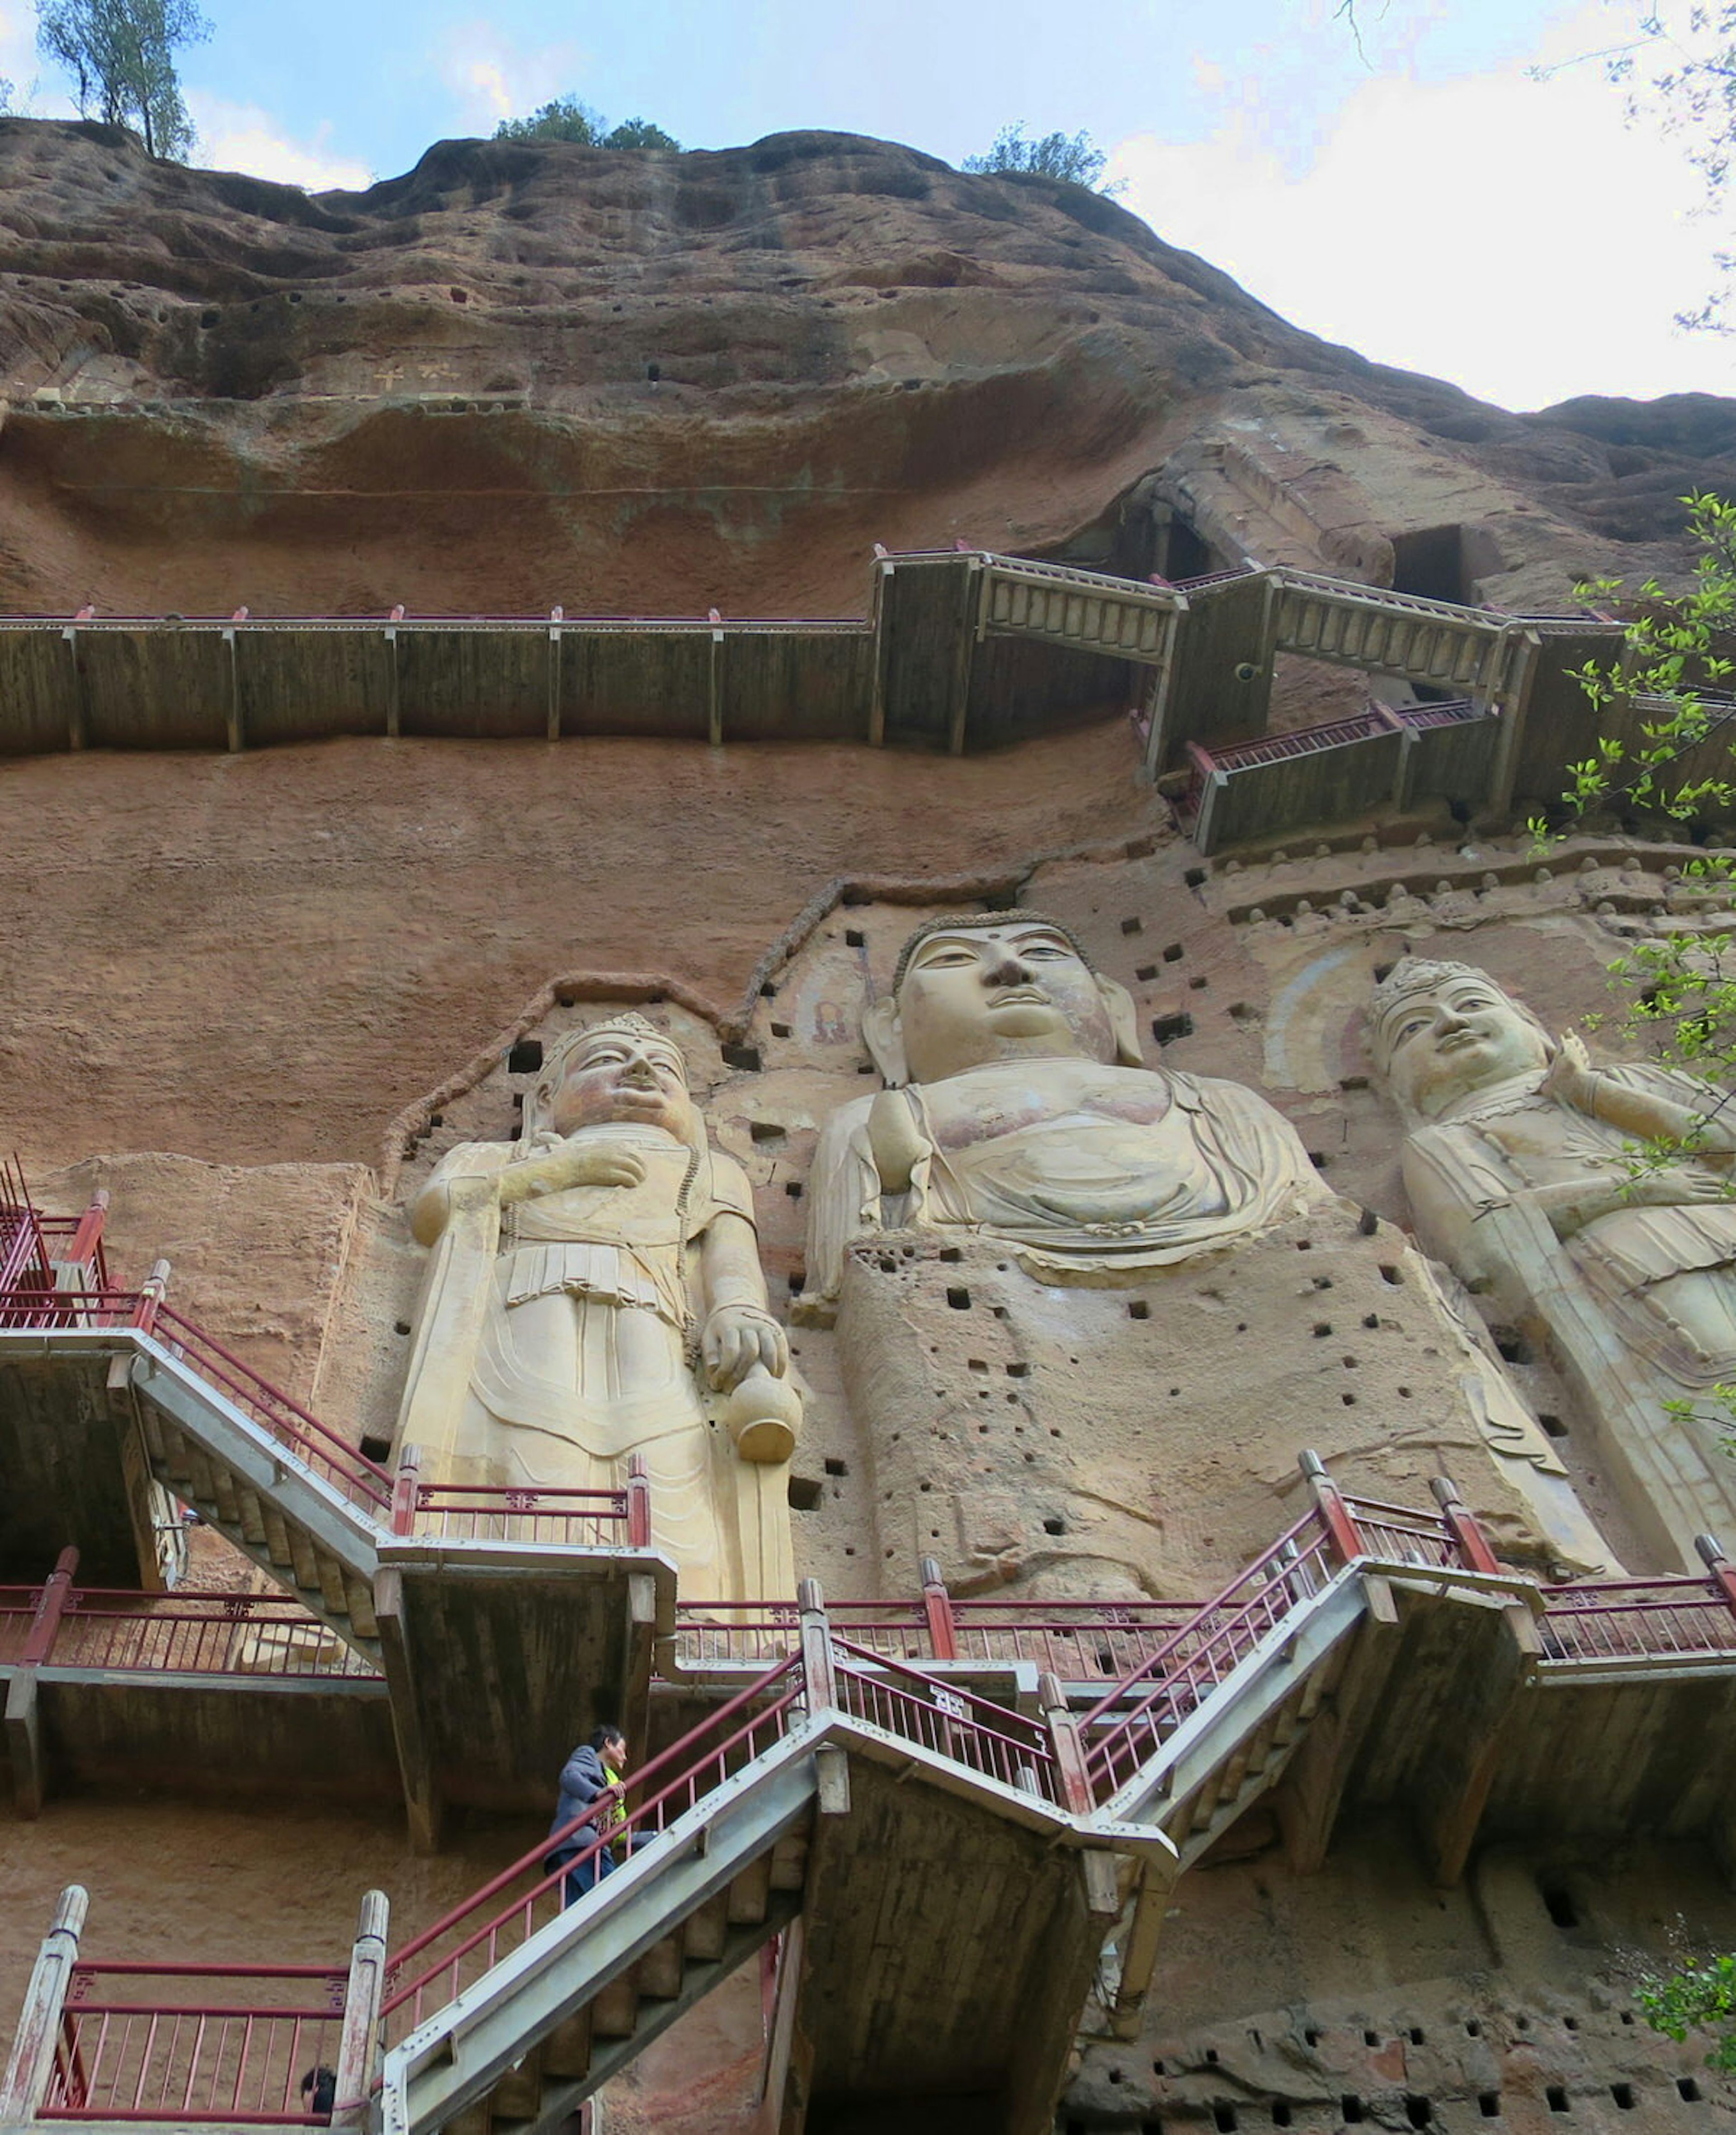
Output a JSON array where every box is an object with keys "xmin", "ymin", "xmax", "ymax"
[{"xmin": 1077, "ymin": 2082, "xmax": 1704, "ymax": 2132}]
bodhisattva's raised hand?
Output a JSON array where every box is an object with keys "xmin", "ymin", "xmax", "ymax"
[
  {"xmin": 1540, "ymin": 1031, "xmax": 1599, "ymax": 1115},
  {"xmin": 502, "ymin": 1131, "xmax": 646, "ymax": 1204}
]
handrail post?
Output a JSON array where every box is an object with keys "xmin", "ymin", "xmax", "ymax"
[
  {"xmin": 919, "ymin": 1555, "xmax": 958, "ymax": 1662},
  {"xmin": 390, "ymin": 1445, "xmax": 422, "ymax": 1538},
  {"xmin": 797, "ymin": 1577, "xmax": 837, "ymax": 1713},
  {"xmin": 0, "ymin": 1885, "xmax": 88, "ymax": 2121},
  {"xmin": 1299, "ymin": 1449, "xmax": 1363, "ymax": 1565},
  {"xmin": 626, "ymin": 1455, "xmax": 652, "ymax": 1550},
  {"xmin": 1431, "ymin": 1475, "xmax": 1501, "ymax": 1575},
  {"xmin": 134, "ymin": 1258, "xmax": 171, "ymax": 1336},
  {"xmin": 1040, "ymin": 1669, "xmax": 1095, "ymax": 1815},
  {"xmin": 20, "ymin": 1546, "xmax": 79, "ymax": 1667},
  {"xmin": 331, "ymin": 1889, "xmax": 389, "ymax": 2124},
  {"xmin": 1696, "ymin": 1534, "xmax": 1736, "ymax": 1621},
  {"xmin": 8, "ymin": 1547, "xmax": 79, "ymax": 1818},
  {"xmin": 67, "ymin": 1191, "xmax": 108, "ymax": 1264}
]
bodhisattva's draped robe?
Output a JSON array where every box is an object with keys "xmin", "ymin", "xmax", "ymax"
[
  {"xmin": 809, "ymin": 1065, "xmax": 1326, "ymax": 1297},
  {"xmin": 395, "ymin": 1123, "xmax": 784, "ymax": 1596}
]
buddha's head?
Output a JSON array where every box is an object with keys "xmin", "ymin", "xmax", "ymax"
[
  {"xmin": 530, "ymin": 1013, "xmax": 702, "ymax": 1145},
  {"xmin": 1370, "ymin": 959, "xmax": 1552, "ymax": 1122},
  {"xmin": 864, "ymin": 914, "xmax": 1142, "ymax": 1086}
]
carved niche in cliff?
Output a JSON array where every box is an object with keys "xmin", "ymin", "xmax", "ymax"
[
  {"xmin": 796, "ymin": 909, "xmax": 1612, "ymax": 1599},
  {"xmin": 393, "ymin": 1012, "xmax": 800, "ymax": 1600}
]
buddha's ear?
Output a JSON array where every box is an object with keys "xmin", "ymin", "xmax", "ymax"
[
  {"xmin": 862, "ymin": 996, "xmax": 908, "ymax": 1087},
  {"xmin": 1097, "ymin": 976, "xmax": 1144, "ymax": 1067}
]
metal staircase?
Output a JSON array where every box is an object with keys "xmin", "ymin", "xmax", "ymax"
[
  {"xmin": 379, "ymin": 1663, "xmax": 817, "ymax": 2135},
  {"xmin": 13, "ymin": 1472, "xmax": 1498, "ymax": 2135},
  {"xmin": 14, "ymin": 1455, "xmax": 1736, "ymax": 2130},
  {"xmin": 126, "ymin": 1308, "xmax": 388, "ymax": 1663}
]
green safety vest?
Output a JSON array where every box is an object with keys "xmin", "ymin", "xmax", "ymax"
[{"xmin": 603, "ymin": 1763, "xmax": 629, "ymax": 1848}]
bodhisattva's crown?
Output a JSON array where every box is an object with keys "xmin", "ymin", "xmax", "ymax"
[
  {"xmin": 1368, "ymin": 957, "xmax": 1510, "ymax": 1068},
  {"xmin": 546, "ymin": 1012, "xmax": 688, "ymax": 1077}
]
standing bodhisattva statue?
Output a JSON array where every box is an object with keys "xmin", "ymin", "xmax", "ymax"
[
  {"xmin": 394, "ymin": 1014, "xmax": 799, "ymax": 1598},
  {"xmin": 1371, "ymin": 956, "xmax": 1736, "ymax": 1567},
  {"xmin": 808, "ymin": 913, "xmax": 1326, "ymax": 1295}
]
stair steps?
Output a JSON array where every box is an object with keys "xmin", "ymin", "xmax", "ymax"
[
  {"xmin": 405, "ymin": 1807, "xmax": 808, "ymax": 2135},
  {"xmin": 140, "ymin": 1408, "xmax": 382, "ymax": 1666}
]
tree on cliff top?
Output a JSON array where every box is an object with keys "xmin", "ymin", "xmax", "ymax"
[
  {"xmin": 492, "ymin": 97, "xmax": 679, "ymax": 150},
  {"xmin": 37, "ymin": 0, "xmax": 209, "ymax": 159},
  {"xmin": 962, "ymin": 123, "xmax": 1124, "ymax": 195}
]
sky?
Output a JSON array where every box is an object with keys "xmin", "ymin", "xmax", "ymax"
[{"xmin": 0, "ymin": 0, "xmax": 1729, "ymax": 414}]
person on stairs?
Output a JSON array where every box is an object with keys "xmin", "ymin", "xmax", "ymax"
[{"xmin": 547, "ymin": 1724, "xmax": 630, "ymax": 1906}]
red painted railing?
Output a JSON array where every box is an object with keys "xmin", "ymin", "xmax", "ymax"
[
  {"xmin": 831, "ymin": 1638, "xmax": 1062, "ymax": 1803},
  {"xmin": 378, "ymin": 1654, "xmax": 807, "ymax": 2037},
  {"xmin": 673, "ymin": 1594, "xmax": 1208, "ymax": 1680},
  {"xmin": 44, "ymin": 1964, "xmax": 344, "ymax": 2123},
  {"xmin": 0, "ymin": 1170, "xmax": 109, "ymax": 1296},
  {"xmin": 146, "ymin": 1306, "xmax": 393, "ymax": 1518},
  {"xmin": 1540, "ymin": 1576, "xmax": 1736, "ymax": 1663},
  {"xmin": 1077, "ymin": 1507, "xmax": 1342, "ymax": 1802},
  {"xmin": 948, "ymin": 1598, "xmax": 1201, "ymax": 1680},
  {"xmin": 1336, "ymin": 1492, "xmax": 1460, "ymax": 1571},
  {"xmin": 388, "ymin": 1447, "xmax": 651, "ymax": 1549},
  {"xmin": 401, "ymin": 1483, "xmax": 632, "ymax": 1549},
  {"xmin": 672, "ymin": 1598, "xmax": 928, "ymax": 1667},
  {"xmin": 0, "ymin": 1270, "xmax": 393, "ymax": 1521},
  {"xmin": 0, "ymin": 1586, "xmax": 380, "ymax": 1681},
  {"xmin": 0, "ymin": 1582, "xmax": 42, "ymax": 1664}
]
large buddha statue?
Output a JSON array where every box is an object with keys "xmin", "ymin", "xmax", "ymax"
[
  {"xmin": 1371, "ymin": 956, "xmax": 1736, "ymax": 1566},
  {"xmin": 394, "ymin": 1014, "xmax": 798, "ymax": 1598},
  {"xmin": 808, "ymin": 912, "xmax": 1326, "ymax": 1296}
]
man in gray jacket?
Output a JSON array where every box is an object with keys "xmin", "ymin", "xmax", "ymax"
[{"xmin": 547, "ymin": 1723, "xmax": 629, "ymax": 1906}]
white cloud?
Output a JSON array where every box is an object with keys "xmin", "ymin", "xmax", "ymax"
[
  {"xmin": 1108, "ymin": 2, "xmax": 1734, "ymax": 410},
  {"xmin": 434, "ymin": 22, "xmax": 591, "ymax": 135},
  {"xmin": 0, "ymin": 0, "xmax": 73, "ymax": 118},
  {"xmin": 185, "ymin": 95, "xmax": 373, "ymax": 192}
]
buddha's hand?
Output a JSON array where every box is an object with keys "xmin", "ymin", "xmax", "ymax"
[
  {"xmin": 1541, "ymin": 1032, "xmax": 1599, "ymax": 1114},
  {"xmin": 1625, "ymin": 1165, "xmax": 1732, "ymax": 1207},
  {"xmin": 511, "ymin": 1132, "xmax": 645, "ymax": 1198},
  {"xmin": 703, "ymin": 1303, "xmax": 789, "ymax": 1391}
]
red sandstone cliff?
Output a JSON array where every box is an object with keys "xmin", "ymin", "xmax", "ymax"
[{"xmin": 0, "ymin": 120, "xmax": 1726, "ymax": 619}]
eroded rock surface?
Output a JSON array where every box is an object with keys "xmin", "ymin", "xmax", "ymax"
[{"xmin": 0, "ymin": 121, "xmax": 1726, "ymax": 617}]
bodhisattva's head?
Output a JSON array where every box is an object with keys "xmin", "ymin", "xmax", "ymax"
[
  {"xmin": 531, "ymin": 1014, "xmax": 703, "ymax": 1145},
  {"xmin": 1370, "ymin": 959, "xmax": 1552, "ymax": 1123},
  {"xmin": 864, "ymin": 914, "xmax": 1142, "ymax": 1086}
]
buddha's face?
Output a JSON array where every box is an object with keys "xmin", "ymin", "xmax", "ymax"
[
  {"xmin": 892, "ymin": 921, "xmax": 1118, "ymax": 1083},
  {"xmin": 1378, "ymin": 974, "xmax": 1550, "ymax": 1119},
  {"xmin": 545, "ymin": 1028, "xmax": 698, "ymax": 1141}
]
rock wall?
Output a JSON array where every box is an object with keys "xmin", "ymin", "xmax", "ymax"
[
  {"xmin": 2, "ymin": 119, "xmax": 1736, "ymax": 2135},
  {"xmin": 0, "ymin": 123, "xmax": 1726, "ymax": 621}
]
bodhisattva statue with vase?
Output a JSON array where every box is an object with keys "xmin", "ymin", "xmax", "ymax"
[
  {"xmin": 1371, "ymin": 955, "xmax": 1736, "ymax": 1566},
  {"xmin": 393, "ymin": 1013, "xmax": 798, "ymax": 1598}
]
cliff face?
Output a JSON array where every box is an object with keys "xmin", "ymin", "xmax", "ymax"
[{"xmin": 0, "ymin": 120, "xmax": 1726, "ymax": 618}]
